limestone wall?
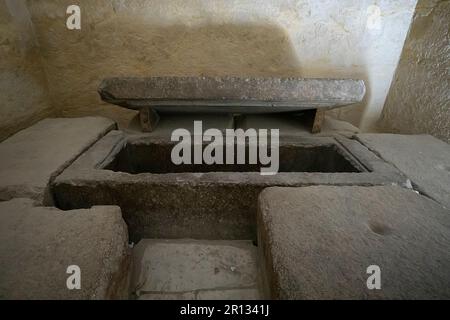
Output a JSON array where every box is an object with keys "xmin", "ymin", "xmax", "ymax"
[
  {"xmin": 380, "ymin": 0, "xmax": 449, "ymax": 143},
  {"xmin": 25, "ymin": 0, "xmax": 417, "ymax": 130},
  {"xmin": 0, "ymin": 0, "xmax": 54, "ymax": 141}
]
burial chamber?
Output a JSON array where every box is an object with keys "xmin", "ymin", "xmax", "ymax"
[{"xmin": 52, "ymin": 76, "xmax": 404, "ymax": 243}]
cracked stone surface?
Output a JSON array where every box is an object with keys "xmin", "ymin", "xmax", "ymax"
[
  {"xmin": 0, "ymin": 117, "xmax": 116, "ymax": 205},
  {"xmin": 0, "ymin": 199, "xmax": 130, "ymax": 300},
  {"xmin": 131, "ymin": 239, "xmax": 261, "ymax": 300},
  {"xmin": 258, "ymin": 185, "xmax": 450, "ymax": 299}
]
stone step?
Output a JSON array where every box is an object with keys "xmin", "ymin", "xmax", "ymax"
[
  {"xmin": 258, "ymin": 185, "xmax": 450, "ymax": 299},
  {"xmin": 131, "ymin": 239, "xmax": 261, "ymax": 300},
  {"xmin": 0, "ymin": 117, "xmax": 116, "ymax": 205},
  {"xmin": 0, "ymin": 199, "xmax": 130, "ymax": 300}
]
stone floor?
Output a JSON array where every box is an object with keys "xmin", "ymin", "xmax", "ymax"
[{"xmin": 131, "ymin": 240, "xmax": 261, "ymax": 300}]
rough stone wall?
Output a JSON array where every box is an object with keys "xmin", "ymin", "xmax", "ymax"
[
  {"xmin": 0, "ymin": 0, "xmax": 54, "ymax": 141},
  {"xmin": 25, "ymin": 0, "xmax": 416, "ymax": 130},
  {"xmin": 380, "ymin": 0, "xmax": 449, "ymax": 143}
]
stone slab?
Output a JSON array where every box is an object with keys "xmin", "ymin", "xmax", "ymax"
[
  {"xmin": 131, "ymin": 240, "xmax": 260, "ymax": 299},
  {"xmin": 258, "ymin": 186, "xmax": 450, "ymax": 299},
  {"xmin": 0, "ymin": 117, "xmax": 116, "ymax": 205},
  {"xmin": 357, "ymin": 134, "xmax": 450, "ymax": 208},
  {"xmin": 0, "ymin": 199, "xmax": 130, "ymax": 300},
  {"xmin": 99, "ymin": 77, "xmax": 366, "ymax": 113}
]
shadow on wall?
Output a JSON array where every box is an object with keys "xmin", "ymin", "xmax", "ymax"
[
  {"xmin": 31, "ymin": 14, "xmax": 372, "ymax": 128},
  {"xmin": 120, "ymin": 24, "xmax": 304, "ymax": 77},
  {"xmin": 35, "ymin": 23, "xmax": 307, "ymax": 127},
  {"xmin": 0, "ymin": 0, "xmax": 54, "ymax": 141}
]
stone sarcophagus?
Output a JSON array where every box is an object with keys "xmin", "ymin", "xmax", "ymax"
[{"xmin": 98, "ymin": 76, "xmax": 366, "ymax": 132}]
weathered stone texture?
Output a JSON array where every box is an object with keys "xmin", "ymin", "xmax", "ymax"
[
  {"xmin": 131, "ymin": 240, "xmax": 260, "ymax": 300},
  {"xmin": 26, "ymin": 0, "xmax": 416, "ymax": 129},
  {"xmin": 380, "ymin": 0, "xmax": 450, "ymax": 143},
  {"xmin": 99, "ymin": 77, "xmax": 365, "ymax": 112},
  {"xmin": 258, "ymin": 186, "xmax": 450, "ymax": 299},
  {"xmin": 0, "ymin": 117, "xmax": 116, "ymax": 204},
  {"xmin": 53, "ymin": 131, "xmax": 406, "ymax": 242},
  {"xmin": 0, "ymin": 1, "xmax": 54, "ymax": 141},
  {"xmin": 357, "ymin": 134, "xmax": 450, "ymax": 208},
  {"xmin": 0, "ymin": 199, "xmax": 130, "ymax": 300}
]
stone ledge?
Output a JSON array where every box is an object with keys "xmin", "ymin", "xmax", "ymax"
[{"xmin": 0, "ymin": 117, "xmax": 117, "ymax": 205}]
